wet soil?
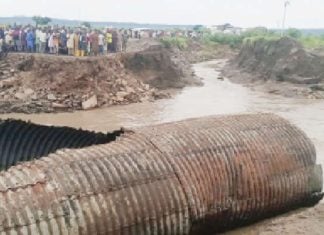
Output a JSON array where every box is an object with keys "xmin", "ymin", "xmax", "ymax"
[{"xmin": 223, "ymin": 37, "xmax": 324, "ymax": 100}]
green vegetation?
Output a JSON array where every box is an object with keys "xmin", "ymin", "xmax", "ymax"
[
  {"xmin": 32, "ymin": 16, "xmax": 51, "ymax": 27},
  {"xmin": 160, "ymin": 37, "xmax": 188, "ymax": 50},
  {"xmin": 299, "ymin": 35, "xmax": 324, "ymax": 49},
  {"xmin": 202, "ymin": 27, "xmax": 279, "ymax": 48},
  {"xmin": 286, "ymin": 28, "xmax": 302, "ymax": 39},
  {"xmin": 81, "ymin": 22, "xmax": 91, "ymax": 28},
  {"xmin": 203, "ymin": 33, "xmax": 243, "ymax": 48},
  {"xmin": 202, "ymin": 27, "xmax": 324, "ymax": 49}
]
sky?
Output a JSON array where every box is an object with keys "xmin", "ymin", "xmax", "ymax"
[{"xmin": 0, "ymin": 0, "xmax": 323, "ymax": 28}]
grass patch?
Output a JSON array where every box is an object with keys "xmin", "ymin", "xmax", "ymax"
[{"xmin": 160, "ymin": 37, "xmax": 188, "ymax": 50}]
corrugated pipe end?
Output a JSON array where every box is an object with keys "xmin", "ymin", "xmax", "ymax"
[{"xmin": 0, "ymin": 119, "xmax": 124, "ymax": 171}]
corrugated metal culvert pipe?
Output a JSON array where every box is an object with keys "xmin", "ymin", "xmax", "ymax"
[{"xmin": 0, "ymin": 114, "xmax": 322, "ymax": 234}]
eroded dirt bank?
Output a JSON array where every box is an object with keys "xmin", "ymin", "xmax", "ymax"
[
  {"xmin": 0, "ymin": 44, "xmax": 199, "ymax": 114},
  {"xmin": 223, "ymin": 37, "xmax": 324, "ymax": 99}
]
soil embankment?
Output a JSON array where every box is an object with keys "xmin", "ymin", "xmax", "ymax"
[
  {"xmin": 223, "ymin": 37, "xmax": 324, "ymax": 99},
  {"xmin": 123, "ymin": 44, "xmax": 202, "ymax": 89},
  {"xmin": 0, "ymin": 44, "xmax": 199, "ymax": 114}
]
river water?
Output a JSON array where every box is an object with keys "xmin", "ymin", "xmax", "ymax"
[{"xmin": 1, "ymin": 59, "xmax": 323, "ymax": 168}]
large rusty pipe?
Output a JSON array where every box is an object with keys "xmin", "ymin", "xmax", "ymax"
[{"xmin": 0, "ymin": 114, "xmax": 322, "ymax": 234}]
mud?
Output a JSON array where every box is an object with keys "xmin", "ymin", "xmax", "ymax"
[
  {"xmin": 223, "ymin": 37, "xmax": 324, "ymax": 99},
  {"xmin": 123, "ymin": 44, "xmax": 202, "ymax": 89}
]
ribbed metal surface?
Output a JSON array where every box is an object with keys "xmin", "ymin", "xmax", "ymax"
[
  {"xmin": 0, "ymin": 114, "xmax": 322, "ymax": 234},
  {"xmin": 0, "ymin": 120, "xmax": 122, "ymax": 171}
]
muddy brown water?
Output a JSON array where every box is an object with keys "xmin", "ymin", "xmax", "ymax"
[{"xmin": 1, "ymin": 59, "xmax": 324, "ymax": 234}]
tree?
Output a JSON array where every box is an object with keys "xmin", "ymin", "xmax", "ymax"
[
  {"xmin": 32, "ymin": 16, "xmax": 51, "ymax": 27},
  {"xmin": 287, "ymin": 28, "xmax": 302, "ymax": 39},
  {"xmin": 81, "ymin": 22, "xmax": 91, "ymax": 28},
  {"xmin": 193, "ymin": 25, "xmax": 204, "ymax": 32}
]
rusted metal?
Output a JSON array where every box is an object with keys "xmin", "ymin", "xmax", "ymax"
[{"xmin": 0, "ymin": 114, "xmax": 322, "ymax": 234}]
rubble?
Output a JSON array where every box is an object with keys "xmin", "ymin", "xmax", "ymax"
[
  {"xmin": 0, "ymin": 52, "xmax": 175, "ymax": 114},
  {"xmin": 82, "ymin": 95, "xmax": 98, "ymax": 110}
]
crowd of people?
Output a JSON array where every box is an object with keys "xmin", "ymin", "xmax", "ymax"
[{"xmin": 0, "ymin": 26, "xmax": 130, "ymax": 56}]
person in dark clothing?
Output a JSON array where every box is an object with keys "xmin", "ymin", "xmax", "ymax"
[
  {"xmin": 112, "ymin": 30, "xmax": 118, "ymax": 52},
  {"xmin": 122, "ymin": 30, "xmax": 129, "ymax": 52},
  {"xmin": 60, "ymin": 30, "xmax": 67, "ymax": 54},
  {"xmin": 20, "ymin": 30, "xmax": 27, "ymax": 52},
  {"xmin": 79, "ymin": 32, "xmax": 87, "ymax": 57},
  {"xmin": 12, "ymin": 28, "xmax": 20, "ymax": 51},
  {"xmin": 26, "ymin": 29, "xmax": 35, "ymax": 53},
  {"xmin": 0, "ymin": 28, "xmax": 4, "ymax": 40}
]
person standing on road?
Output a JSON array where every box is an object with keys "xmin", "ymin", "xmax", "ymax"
[
  {"xmin": 98, "ymin": 32, "xmax": 105, "ymax": 55},
  {"xmin": 0, "ymin": 27, "xmax": 4, "ymax": 41},
  {"xmin": 60, "ymin": 30, "xmax": 67, "ymax": 54},
  {"xmin": 39, "ymin": 29, "xmax": 47, "ymax": 53},
  {"xmin": 35, "ymin": 28, "xmax": 41, "ymax": 53},
  {"xmin": 73, "ymin": 31, "xmax": 80, "ymax": 56},
  {"xmin": 67, "ymin": 30, "xmax": 74, "ymax": 56},
  {"xmin": 79, "ymin": 31, "xmax": 87, "ymax": 57},
  {"xmin": 53, "ymin": 31, "xmax": 59, "ymax": 55},
  {"xmin": 90, "ymin": 30, "xmax": 99, "ymax": 56},
  {"xmin": 112, "ymin": 30, "xmax": 118, "ymax": 52},
  {"xmin": 48, "ymin": 31, "xmax": 54, "ymax": 54},
  {"xmin": 12, "ymin": 27, "xmax": 20, "ymax": 51},
  {"xmin": 105, "ymin": 30, "xmax": 113, "ymax": 53},
  {"xmin": 26, "ymin": 29, "xmax": 35, "ymax": 53},
  {"xmin": 20, "ymin": 29, "xmax": 27, "ymax": 52},
  {"xmin": 122, "ymin": 30, "xmax": 128, "ymax": 52}
]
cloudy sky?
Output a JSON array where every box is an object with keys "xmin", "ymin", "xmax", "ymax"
[{"xmin": 1, "ymin": 0, "xmax": 323, "ymax": 28}]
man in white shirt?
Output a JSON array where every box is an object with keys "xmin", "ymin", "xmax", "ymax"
[
  {"xmin": 98, "ymin": 33, "xmax": 105, "ymax": 55},
  {"xmin": 38, "ymin": 29, "xmax": 47, "ymax": 53}
]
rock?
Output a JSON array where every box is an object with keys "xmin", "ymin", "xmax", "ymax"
[
  {"xmin": 144, "ymin": 84, "xmax": 150, "ymax": 91},
  {"xmin": 24, "ymin": 88, "xmax": 34, "ymax": 96},
  {"xmin": 3, "ymin": 95, "xmax": 10, "ymax": 100},
  {"xmin": 82, "ymin": 95, "xmax": 98, "ymax": 110},
  {"xmin": 121, "ymin": 80, "xmax": 128, "ymax": 86},
  {"xmin": 14, "ymin": 92, "xmax": 28, "ymax": 100},
  {"xmin": 153, "ymin": 91, "xmax": 171, "ymax": 99},
  {"xmin": 116, "ymin": 91, "xmax": 129, "ymax": 99},
  {"xmin": 115, "ymin": 96, "xmax": 124, "ymax": 102},
  {"xmin": 125, "ymin": 87, "xmax": 135, "ymax": 94},
  {"xmin": 52, "ymin": 102, "xmax": 68, "ymax": 109},
  {"xmin": 10, "ymin": 69, "xmax": 15, "ymax": 73},
  {"xmin": 47, "ymin": 94, "xmax": 57, "ymax": 101},
  {"xmin": 31, "ymin": 94, "xmax": 38, "ymax": 100},
  {"xmin": 140, "ymin": 96, "xmax": 150, "ymax": 102}
]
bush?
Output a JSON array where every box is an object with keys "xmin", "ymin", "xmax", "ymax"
[
  {"xmin": 286, "ymin": 28, "xmax": 302, "ymax": 39},
  {"xmin": 160, "ymin": 37, "xmax": 188, "ymax": 50},
  {"xmin": 201, "ymin": 26, "xmax": 324, "ymax": 50},
  {"xmin": 204, "ymin": 33, "xmax": 243, "ymax": 48},
  {"xmin": 299, "ymin": 36, "xmax": 324, "ymax": 49}
]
